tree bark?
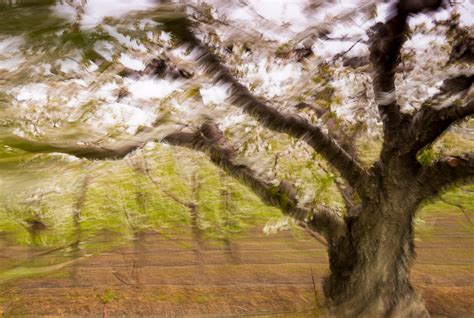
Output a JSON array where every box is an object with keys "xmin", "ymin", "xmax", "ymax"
[
  {"xmin": 324, "ymin": 208, "xmax": 428, "ymax": 316},
  {"xmin": 323, "ymin": 161, "xmax": 429, "ymax": 317}
]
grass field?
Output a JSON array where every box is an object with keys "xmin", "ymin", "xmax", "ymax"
[{"xmin": 0, "ymin": 205, "xmax": 472, "ymax": 317}]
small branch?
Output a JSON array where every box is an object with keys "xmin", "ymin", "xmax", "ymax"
[
  {"xmin": 438, "ymin": 197, "xmax": 472, "ymax": 226},
  {"xmin": 314, "ymin": 159, "xmax": 356, "ymax": 213},
  {"xmin": 297, "ymin": 221, "xmax": 328, "ymax": 246},
  {"xmin": 112, "ymin": 271, "xmax": 132, "ymax": 286},
  {"xmin": 131, "ymin": 155, "xmax": 204, "ymax": 260},
  {"xmin": 332, "ymin": 39, "xmax": 362, "ymax": 63},
  {"xmin": 132, "ymin": 156, "xmax": 192, "ymax": 208}
]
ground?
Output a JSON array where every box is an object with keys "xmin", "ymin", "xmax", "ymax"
[{"xmin": 0, "ymin": 209, "xmax": 473, "ymax": 317}]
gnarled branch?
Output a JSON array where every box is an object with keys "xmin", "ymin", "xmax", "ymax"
[{"xmin": 160, "ymin": 16, "xmax": 368, "ymax": 195}]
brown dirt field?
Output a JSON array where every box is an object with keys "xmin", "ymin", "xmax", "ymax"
[{"xmin": 0, "ymin": 210, "xmax": 473, "ymax": 317}]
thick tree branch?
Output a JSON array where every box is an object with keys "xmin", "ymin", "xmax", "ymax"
[
  {"xmin": 411, "ymin": 99, "xmax": 473, "ymax": 154},
  {"xmin": 0, "ymin": 124, "xmax": 178, "ymax": 160},
  {"xmin": 0, "ymin": 134, "xmax": 146, "ymax": 160},
  {"xmin": 160, "ymin": 16, "xmax": 368, "ymax": 195},
  {"xmin": 416, "ymin": 153, "xmax": 474, "ymax": 199},
  {"xmin": 368, "ymin": 0, "xmax": 443, "ymax": 148},
  {"xmin": 163, "ymin": 122, "xmax": 347, "ymax": 242},
  {"xmin": 368, "ymin": 12, "xmax": 407, "ymax": 137}
]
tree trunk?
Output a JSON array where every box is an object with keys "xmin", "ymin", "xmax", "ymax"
[{"xmin": 323, "ymin": 194, "xmax": 429, "ymax": 317}]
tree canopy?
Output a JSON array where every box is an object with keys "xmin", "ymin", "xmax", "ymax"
[{"xmin": 0, "ymin": 0, "xmax": 473, "ymax": 316}]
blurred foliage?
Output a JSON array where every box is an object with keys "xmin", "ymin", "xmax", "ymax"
[
  {"xmin": 0, "ymin": 0, "xmax": 472, "ymax": 287},
  {"xmin": 1, "ymin": 136, "xmax": 472, "ymax": 258},
  {"xmin": 0, "ymin": 1, "xmax": 64, "ymax": 36},
  {"xmin": 0, "ymin": 145, "xmax": 282, "ymax": 253},
  {"xmin": 417, "ymin": 148, "xmax": 438, "ymax": 166}
]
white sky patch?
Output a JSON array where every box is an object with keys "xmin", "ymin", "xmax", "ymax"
[
  {"xmin": 58, "ymin": 58, "xmax": 81, "ymax": 73},
  {"xmin": 219, "ymin": 113, "xmax": 246, "ymax": 130},
  {"xmin": 170, "ymin": 45, "xmax": 196, "ymax": 62},
  {"xmin": 138, "ymin": 19, "xmax": 158, "ymax": 30},
  {"xmin": 126, "ymin": 78, "xmax": 183, "ymax": 99},
  {"xmin": 119, "ymin": 53, "xmax": 145, "ymax": 71},
  {"xmin": 408, "ymin": 8, "xmax": 450, "ymax": 29},
  {"xmin": 12, "ymin": 128, "xmax": 26, "ymax": 138},
  {"xmin": 66, "ymin": 79, "xmax": 88, "ymax": 87},
  {"xmin": 58, "ymin": 154, "xmax": 81, "ymax": 162},
  {"xmin": 251, "ymin": 0, "xmax": 309, "ymax": 42},
  {"xmin": 94, "ymin": 82, "xmax": 120, "ymax": 102},
  {"xmin": 65, "ymin": 97, "xmax": 80, "ymax": 108},
  {"xmin": 405, "ymin": 33, "xmax": 446, "ymax": 51},
  {"xmin": 147, "ymin": 31, "xmax": 154, "ymax": 41},
  {"xmin": 325, "ymin": 4, "xmax": 378, "ymax": 39},
  {"xmin": 376, "ymin": 1, "xmax": 396, "ymax": 23},
  {"xmin": 333, "ymin": 101, "xmax": 356, "ymax": 123},
  {"xmin": 159, "ymin": 31, "xmax": 171, "ymax": 42},
  {"xmin": 51, "ymin": 1, "xmax": 76, "ymax": 22},
  {"xmin": 85, "ymin": 62, "xmax": 99, "ymax": 72},
  {"xmin": 104, "ymin": 25, "xmax": 147, "ymax": 53},
  {"xmin": 94, "ymin": 40, "xmax": 115, "ymax": 61},
  {"xmin": 82, "ymin": 0, "xmax": 156, "ymax": 28},
  {"xmin": 0, "ymin": 56, "xmax": 24, "ymax": 71},
  {"xmin": 94, "ymin": 102, "xmax": 155, "ymax": 134},
  {"xmin": 171, "ymin": 99, "xmax": 188, "ymax": 112},
  {"xmin": 311, "ymin": 0, "xmax": 361, "ymax": 21},
  {"xmin": 220, "ymin": 0, "xmax": 310, "ymax": 42},
  {"xmin": 312, "ymin": 39, "xmax": 368, "ymax": 60},
  {"xmin": 426, "ymin": 84, "xmax": 440, "ymax": 97},
  {"xmin": 16, "ymin": 83, "xmax": 49, "ymax": 105},
  {"xmin": 458, "ymin": 1, "xmax": 474, "ymax": 27},
  {"xmin": 244, "ymin": 59, "xmax": 302, "ymax": 99},
  {"xmin": 53, "ymin": 0, "xmax": 156, "ymax": 28},
  {"xmin": 65, "ymin": 90, "xmax": 92, "ymax": 109},
  {"xmin": 326, "ymin": 21, "xmax": 370, "ymax": 40},
  {"xmin": 0, "ymin": 36, "xmax": 23, "ymax": 55},
  {"xmin": 199, "ymin": 85, "xmax": 229, "ymax": 105},
  {"xmin": 226, "ymin": 6, "xmax": 254, "ymax": 21},
  {"xmin": 249, "ymin": 0, "xmax": 308, "ymax": 32},
  {"xmin": 43, "ymin": 64, "xmax": 53, "ymax": 75},
  {"xmin": 31, "ymin": 63, "xmax": 54, "ymax": 76}
]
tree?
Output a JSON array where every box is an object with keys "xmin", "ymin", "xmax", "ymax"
[{"xmin": 0, "ymin": 0, "xmax": 473, "ymax": 316}]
